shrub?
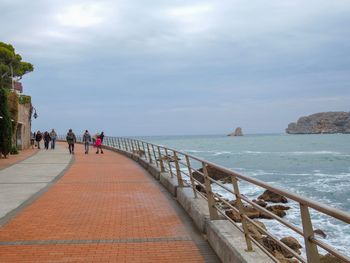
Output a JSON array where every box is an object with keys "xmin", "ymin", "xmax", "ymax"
[
  {"xmin": 0, "ymin": 88, "xmax": 12, "ymax": 157},
  {"xmin": 10, "ymin": 145, "xmax": 18, "ymax": 155}
]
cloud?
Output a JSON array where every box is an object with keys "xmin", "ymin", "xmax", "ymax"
[{"xmin": 1, "ymin": 0, "xmax": 350, "ymax": 135}]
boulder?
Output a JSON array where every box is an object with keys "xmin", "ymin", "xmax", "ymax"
[
  {"xmin": 261, "ymin": 236, "xmax": 294, "ymax": 258},
  {"xmin": 258, "ymin": 190, "xmax": 288, "ymax": 203},
  {"xmin": 320, "ymin": 253, "xmax": 346, "ymax": 263},
  {"xmin": 246, "ymin": 220, "xmax": 267, "ymax": 241},
  {"xmin": 228, "ymin": 127, "xmax": 244, "ymax": 136},
  {"xmin": 225, "ymin": 205, "xmax": 261, "ymax": 222},
  {"xmin": 286, "ymin": 111, "xmax": 350, "ymax": 134},
  {"xmin": 314, "ymin": 229, "xmax": 327, "ymax": 238},
  {"xmin": 273, "ymin": 251, "xmax": 298, "ymax": 263},
  {"xmin": 280, "ymin": 237, "xmax": 302, "ymax": 254},
  {"xmin": 253, "ymin": 199, "xmax": 267, "ymax": 207},
  {"xmin": 192, "ymin": 165, "xmax": 231, "ymax": 184}
]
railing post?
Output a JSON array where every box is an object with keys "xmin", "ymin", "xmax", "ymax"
[
  {"xmin": 117, "ymin": 138, "xmax": 121, "ymax": 149},
  {"xmin": 300, "ymin": 204, "xmax": 320, "ymax": 263},
  {"xmin": 164, "ymin": 148, "xmax": 173, "ymax": 177},
  {"xmin": 127, "ymin": 139, "xmax": 132, "ymax": 152},
  {"xmin": 173, "ymin": 152, "xmax": 184, "ymax": 187},
  {"xmin": 202, "ymin": 163, "xmax": 219, "ymax": 220},
  {"xmin": 158, "ymin": 146, "xmax": 165, "ymax": 172},
  {"xmin": 185, "ymin": 156, "xmax": 197, "ymax": 198},
  {"xmin": 152, "ymin": 145, "xmax": 158, "ymax": 167},
  {"xmin": 141, "ymin": 142, "xmax": 147, "ymax": 160},
  {"xmin": 147, "ymin": 144, "xmax": 153, "ymax": 164},
  {"xmin": 123, "ymin": 138, "xmax": 128, "ymax": 151},
  {"xmin": 231, "ymin": 175, "xmax": 253, "ymax": 252}
]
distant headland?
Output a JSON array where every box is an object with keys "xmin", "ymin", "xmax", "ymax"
[{"xmin": 286, "ymin": 111, "xmax": 350, "ymax": 134}]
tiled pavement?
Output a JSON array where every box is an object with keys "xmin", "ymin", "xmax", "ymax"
[{"xmin": 0, "ymin": 144, "xmax": 219, "ymax": 262}]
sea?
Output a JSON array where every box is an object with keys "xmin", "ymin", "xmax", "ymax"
[{"xmin": 138, "ymin": 134, "xmax": 350, "ymax": 257}]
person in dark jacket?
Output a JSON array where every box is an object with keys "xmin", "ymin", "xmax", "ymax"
[
  {"xmin": 35, "ymin": 131, "xmax": 42, "ymax": 149},
  {"xmin": 99, "ymin": 132, "xmax": 105, "ymax": 143},
  {"xmin": 66, "ymin": 129, "xmax": 77, "ymax": 154},
  {"xmin": 49, "ymin": 129, "xmax": 57, "ymax": 149},
  {"xmin": 43, "ymin": 131, "xmax": 51, "ymax": 150},
  {"xmin": 82, "ymin": 130, "xmax": 92, "ymax": 154}
]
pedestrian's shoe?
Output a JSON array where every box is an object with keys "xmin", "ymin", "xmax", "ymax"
[
  {"xmin": 96, "ymin": 151, "xmax": 99, "ymax": 154},
  {"xmin": 101, "ymin": 151, "xmax": 104, "ymax": 154}
]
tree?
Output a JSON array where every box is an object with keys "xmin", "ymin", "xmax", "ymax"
[
  {"xmin": 0, "ymin": 42, "xmax": 34, "ymax": 89},
  {"xmin": 0, "ymin": 88, "xmax": 12, "ymax": 158}
]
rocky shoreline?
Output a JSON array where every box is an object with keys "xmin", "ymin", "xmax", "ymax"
[
  {"xmin": 193, "ymin": 165, "xmax": 341, "ymax": 262},
  {"xmin": 286, "ymin": 112, "xmax": 350, "ymax": 134}
]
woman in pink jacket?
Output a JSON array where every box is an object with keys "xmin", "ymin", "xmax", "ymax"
[{"xmin": 95, "ymin": 136, "xmax": 104, "ymax": 154}]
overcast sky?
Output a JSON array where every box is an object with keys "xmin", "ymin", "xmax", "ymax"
[{"xmin": 1, "ymin": 0, "xmax": 350, "ymax": 136}]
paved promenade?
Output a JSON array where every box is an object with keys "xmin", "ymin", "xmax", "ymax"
[{"xmin": 0, "ymin": 144, "xmax": 218, "ymax": 262}]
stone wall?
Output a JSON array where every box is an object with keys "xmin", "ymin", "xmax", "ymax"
[{"xmin": 17, "ymin": 103, "xmax": 31, "ymax": 150}]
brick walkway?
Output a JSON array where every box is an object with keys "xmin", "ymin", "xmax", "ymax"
[{"xmin": 0, "ymin": 144, "xmax": 217, "ymax": 262}]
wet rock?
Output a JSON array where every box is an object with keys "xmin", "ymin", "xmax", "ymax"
[
  {"xmin": 264, "ymin": 205, "xmax": 290, "ymax": 218},
  {"xmin": 314, "ymin": 229, "xmax": 327, "ymax": 238},
  {"xmin": 258, "ymin": 190, "xmax": 288, "ymax": 203},
  {"xmin": 320, "ymin": 253, "xmax": 346, "ymax": 263}
]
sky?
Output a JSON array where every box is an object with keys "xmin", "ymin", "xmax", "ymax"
[{"xmin": 1, "ymin": 0, "xmax": 350, "ymax": 136}]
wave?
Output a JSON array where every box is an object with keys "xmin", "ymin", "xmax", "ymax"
[{"xmin": 242, "ymin": 150, "xmax": 346, "ymax": 156}]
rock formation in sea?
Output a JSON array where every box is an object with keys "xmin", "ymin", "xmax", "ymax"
[
  {"xmin": 286, "ymin": 111, "xmax": 350, "ymax": 134},
  {"xmin": 228, "ymin": 127, "xmax": 243, "ymax": 136}
]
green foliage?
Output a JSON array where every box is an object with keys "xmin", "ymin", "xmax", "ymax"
[
  {"xmin": 19, "ymin": 95, "xmax": 31, "ymax": 104},
  {"xmin": 10, "ymin": 145, "xmax": 19, "ymax": 155},
  {"xmin": 0, "ymin": 88, "xmax": 12, "ymax": 157},
  {"xmin": 0, "ymin": 42, "xmax": 34, "ymax": 89},
  {"xmin": 7, "ymin": 91, "xmax": 19, "ymax": 134}
]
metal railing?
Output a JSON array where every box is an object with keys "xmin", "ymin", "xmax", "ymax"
[{"xmin": 60, "ymin": 135, "xmax": 350, "ymax": 263}]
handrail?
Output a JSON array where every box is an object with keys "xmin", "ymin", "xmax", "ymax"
[{"xmin": 58, "ymin": 135, "xmax": 350, "ymax": 263}]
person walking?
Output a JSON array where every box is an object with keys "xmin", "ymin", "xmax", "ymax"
[
  {"xmin": 43, "ymin": 131, "xmax": 51, "ymax": 150},
  {"xmin": 100, "ymin": 132, "xmax": 105, "ymax": 143},
  {"xmin": 95, "ymin": 136, "xmax": 103, "ymax": 154},
  {"xmin": 30, "ymin": 132, "xmax": 35, "ymax": 149},
  {"xmin": 35, "ymin": 131, "xmax": 42, "ymax": 149},
  {"xmin": 83, "ymin": 130, "xmax": 92, "ymax": 154},
  {"xmin": 49, "ymin": 129, "xmax": 57, "ymax": 149},
  {"xmin": 66, "ymin": 129, "xmax": 77, "ymax": 154}
]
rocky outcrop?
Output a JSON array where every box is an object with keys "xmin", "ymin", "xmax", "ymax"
[
  {"xmin": 286, "ymin": 112, "xmax": 350, "ymax": 134},
  {"xmin": 228, "ymin": 127, "xmax": 243, "ymax": 136}
]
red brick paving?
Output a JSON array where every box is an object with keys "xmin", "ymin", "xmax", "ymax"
[{"xmin": 0, "ymin": 144, "xmax": 206, "ymax": 262}]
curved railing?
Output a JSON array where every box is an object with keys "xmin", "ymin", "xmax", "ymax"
[{"xmin": 60, "ymin": 135, "xmax": 350, "ymax": 263}]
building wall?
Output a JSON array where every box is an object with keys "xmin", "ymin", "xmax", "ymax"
[{"xmin": 17, "ymin": 103, "xmax": 31, "ymax": 150}]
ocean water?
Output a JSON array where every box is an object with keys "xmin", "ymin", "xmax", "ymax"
[{"xmin": 139, "ymin": 134, "xmax": 350, "ymax": 257}]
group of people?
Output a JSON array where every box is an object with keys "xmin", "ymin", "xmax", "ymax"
[
  {"xmin": 66, "ymin": 129, "xmax": 104, "ymax": 155},
  {"xmin": 31, "ymin": 129, "xmax": 57, "ymax": 150}
]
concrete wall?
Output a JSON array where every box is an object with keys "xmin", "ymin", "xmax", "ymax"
[{"xmin": 103, "ymin": 145, "xmax": 274, "ymax": 263}]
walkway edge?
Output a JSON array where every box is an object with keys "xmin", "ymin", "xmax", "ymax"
[{"xmin": 0, "ymin": 154, "xmax": 75, "ymax": 228}]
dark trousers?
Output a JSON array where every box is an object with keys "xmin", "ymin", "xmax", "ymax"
[
  {"xmin": 44, "ymin": 140, "xmax": 49, "ymax": 150},
  {"xmin": 68, "ymin": 143, "xmax": 75, "ymax": 154}
]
